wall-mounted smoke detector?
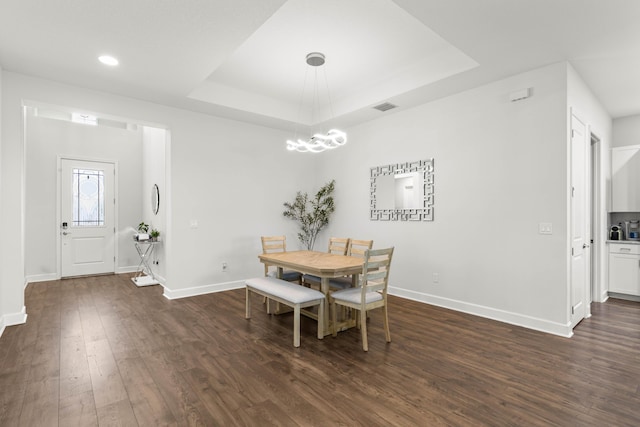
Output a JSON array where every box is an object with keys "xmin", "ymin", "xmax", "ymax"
[{"xmin": 373, "ymin": 102, "xmax": 398, "ymax": 112}]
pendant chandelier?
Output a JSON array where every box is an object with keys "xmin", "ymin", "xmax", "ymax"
[{"xmin": 286, "ymin": 52, "xmax": 347, "ymax": 153}]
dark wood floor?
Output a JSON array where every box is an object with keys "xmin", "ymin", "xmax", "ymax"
[{"xmin": 1, "ymin": 274, "xmax": 639, "ymax": 426}]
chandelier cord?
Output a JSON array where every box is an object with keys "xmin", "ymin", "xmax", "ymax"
[
  {"xmin": 293, "ymin": 65, "xmax": 311, "ymax": 141},
  {"xmin": 321, "ymin": 65, "xmax": 337, "ymax": 127},
  {"xmin": 286, "ymin": 52, "xmax": 347, "ymax": 153}
]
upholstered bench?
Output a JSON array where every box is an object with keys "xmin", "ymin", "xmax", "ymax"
[{"xmin": 245, "ymin": 277, "xmax": 325, "ymax": 347}]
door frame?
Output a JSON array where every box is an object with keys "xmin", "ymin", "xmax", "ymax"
[
  {"xmin": 589, "ymin": 132, "xmax": 604, "ymax": 304},
  {"xmin": 56, "ymin": 155, "xmax": 119, "ymax": 279},
  {"xmin": 569, "ymin": 109, "xmax": 591, "ymax": 329}
]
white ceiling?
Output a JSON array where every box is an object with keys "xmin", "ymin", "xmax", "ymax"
[{"xmin": 1, "ymin": 0, "xmax": 639, "ymax": 132}]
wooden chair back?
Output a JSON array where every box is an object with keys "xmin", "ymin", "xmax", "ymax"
[
  {"xmin": 328, "ymin": 237, "xmax": 350, "ymax": 255},
  {"xmin": 261, "ymin": 235, "xmax": 287, "ymax": 276},
  {"xmin": 360, "ymin": 247, "xmax": 394, "ymax": 295},
  {"xmin": 348, "ymin": 239, "xmax": 373, "ymax": 258}
]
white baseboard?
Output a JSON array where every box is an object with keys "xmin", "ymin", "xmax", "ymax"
[
  {"xmin": 0, "ymin": 306, "xmax": 28, "ymax": 338},
  {"xmin": 117, "ymin": 265, "xmax": 139, "ymax": 274},
  {"xmin": 388, "ymin": 286, "xmax": 573, "ymax": 338},
  {"xmin": 163, "ymin": 280, "xmax": 245, "ymax": 300},
  {"xmin": 25, "ymin": 273, "xmax": 58, "ymax": 283},
  {"xmin": 608, "ymin": 292, "xmax": 640, "ymax": 302},
  {"xmin": 599, "ymin": 291, "xmax": 609, "ymax": 303},
  {"xmin": 158, "ymin": 280, "xmax": 572, "ymax": 337},
  {"xmin": 27, "ymin": 267, "xmax": 147, "ymax": 282}
]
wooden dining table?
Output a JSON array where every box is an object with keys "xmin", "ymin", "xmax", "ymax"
[{"xmin": 258, "ymin": 250, "xmax": 364, "ymax": 336}]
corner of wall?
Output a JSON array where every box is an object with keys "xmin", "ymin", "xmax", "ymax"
[
  {"xmin": 0, "ymin": 306, "xmax": 28, "ymax": 339},
  {"xmin": 162, "ymin": 279, "xmax": 244, "ymax": 300}
]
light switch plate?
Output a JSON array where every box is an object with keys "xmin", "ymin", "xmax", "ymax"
[{"xmin": 539, "ymin": 222, "xmax": 552, "ymax": 234}]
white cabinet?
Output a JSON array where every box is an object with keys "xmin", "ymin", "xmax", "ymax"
[
  {"xmin": 611, "ymin": 145, "xmax": 640, "ymax": 212},
  {"xmin": 609, "ymin": 243, "xmax": 640, "ymax": 296}
]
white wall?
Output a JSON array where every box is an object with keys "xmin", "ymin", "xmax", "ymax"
[
  {"xmin": 317, "ymin": 62, "xmax": 573, "ymax": 335},
  {"xmin": 142, "ymin": 126, "xmax": 167, "ymax": 281},
  {"xmin": 0, "ymin": 71, "xmax": 316, "ymax": 315},
  {"xmin": 612, "ymin": 115, "xmax": 640, "ymax": 148},
  {"xmin": 0, "ymin": 68, "xmax": 27, "ymax": 332},
  {"xmin": 24, "ymin": 109, "xmax": 143, "ymax": 280},
  {"xmin": 0, "ymin": 65, "xmax": 6, "ymax": 334}
]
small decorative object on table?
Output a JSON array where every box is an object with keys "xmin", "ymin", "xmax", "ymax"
[
  {"xmin": 135, "ymin": 222, "xmax": 150, "ymax": 241},
  {"xmin": 150, "ymin": 229, "xmax": 160, "ymax": 242}
]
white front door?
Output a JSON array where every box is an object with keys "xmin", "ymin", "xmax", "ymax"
[
  {"xmin": 60, "ymin": 159, "xmax": 116, "ymax": 277},
  {"xmin": 570, "ymin": 114, "xmax": 589, "ymax": 328}
]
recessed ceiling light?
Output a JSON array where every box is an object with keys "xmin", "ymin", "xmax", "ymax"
[{"xmin": 98, "ymin": 55, "xmax": 119, "ymax": 66}]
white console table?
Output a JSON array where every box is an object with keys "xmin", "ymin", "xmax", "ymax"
[{"xmin": 132, "ymin": 240, "xmax": 161, "ymax": 287}]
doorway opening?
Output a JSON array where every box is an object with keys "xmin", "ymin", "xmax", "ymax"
[{"xmin": 23, "ymin": 102, "xmax": 169, "ymax": 284}]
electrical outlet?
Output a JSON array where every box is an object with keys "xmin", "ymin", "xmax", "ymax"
[
  {"xmin": 222, "ymin": 262, "xmax": 228, "ymax": 271},
  {"xmin": 433, "ymin": 272, "xmax": 439, "ymax": 283}
]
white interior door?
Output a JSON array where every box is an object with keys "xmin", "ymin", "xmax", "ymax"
[
  {"xmin": 61, "ymin": 159, "xmax": 116, "ymax": 277},
  {"xmin": 570, "ymin": 114, "xmax": 589, "ymax": 328}
]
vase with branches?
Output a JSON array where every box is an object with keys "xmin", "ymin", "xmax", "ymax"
[{"xmin": 283, "ymin": 180, "xmax": 335, "ymax": 250}]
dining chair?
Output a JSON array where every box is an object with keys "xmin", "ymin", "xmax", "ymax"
[
  {"xmin": 326, "ymin": 238, "xmax": 374, "ymax": 290},
  {"xmin": 331, "ymin": 247, "xmax": 394, "ymax": 351},
  {"xmin": 261, "ymin": 235, "xmax": 302, "ymax": 284},
  {"xmin": 261, "ymin": 235, "xmax": 303, "ymax": 313},
  {"xmin": 302, "ymin": 237, "xmax": 350, "ymax": 288}
]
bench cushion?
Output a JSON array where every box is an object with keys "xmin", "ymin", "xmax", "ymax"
[{"xmin": 246, "ymin": 277, "xmax": 324, "ymax": 304}]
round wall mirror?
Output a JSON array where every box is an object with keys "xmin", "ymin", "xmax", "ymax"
[{"xmin": 151, "ymin": 184, "xmax": 160, "ymax": 215}]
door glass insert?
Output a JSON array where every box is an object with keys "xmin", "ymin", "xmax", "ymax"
[{"xmin": 72, "ymin": 168, "xmax": 105, "ymax": 227}]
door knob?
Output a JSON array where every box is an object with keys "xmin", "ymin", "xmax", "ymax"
[{"xmin": 62, "ymin": 231, "xmax": 71, "ymax": 235}]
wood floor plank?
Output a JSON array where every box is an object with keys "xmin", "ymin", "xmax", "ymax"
[
  {"xmin": 17, "ymin": 377, "xmax": 59, "ymax": 427},
  {"xmin": 0, "ymin": 380, "xmax": 28, "ymax": 427},
  {"xmin": 59, "ymin": 390, "xmax": 99, "ymax": 427},
  {"xmin": 116, "ymin": 355, "xmax": 177, "ymax": 426},
  {"xmin": 1, "ymin": 275, "xmax": 639, "ymax": 426},
  {"xmin": 85, "ymin": 338, "xmax": 130, "ymax": 410},
  {"xmin": 96, "ymin": 398, "xmax": 138, "ymax": 427}
]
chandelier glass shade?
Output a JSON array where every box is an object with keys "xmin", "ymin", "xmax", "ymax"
[
  {"xmin": 286, "ymin": 129, "xmax": 347, "ymax": 153},
  {"xmin": 286, "ymin": 52, "xmax": 347, "ymax": 153}
]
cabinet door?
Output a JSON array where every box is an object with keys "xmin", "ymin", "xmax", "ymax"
[
  {"xmin": 611, "ymin": 146, "xmax": 640, "ymax": 212},
  {"xmin": 609, "ymin": 252, "xmax": 640, "ymax": 295}
]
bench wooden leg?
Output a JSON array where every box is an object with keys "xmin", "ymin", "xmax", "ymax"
[
  {"xmin": 293, "ymin": 304, "xmax": 301, "ymax": 347},
  {"xmin": 245, "ymin": 287, "xmax": 251, "ymax": 319}
]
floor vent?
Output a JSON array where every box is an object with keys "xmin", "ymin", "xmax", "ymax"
[{"xmin": 373, "ymin": 102, "xmax": 398, "ymax": 112}]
